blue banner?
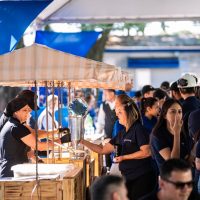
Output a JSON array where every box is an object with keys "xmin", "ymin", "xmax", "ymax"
[
  {"xmin": 35, "ymin": 30, "xmax": 101, "ymax": 57},
  {"xmin": 0, "ymin": 0, "xmax": 52, "ymax": 55}
]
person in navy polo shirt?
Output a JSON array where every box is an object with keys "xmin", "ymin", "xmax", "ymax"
[
  {"xmin": 141, "ymin": 97, "xmax": 160, "ymax": 135},
  {"xmin": 150, "ymin": 99, "xmax": 190, "ymax": 173},
  {"xmin": 80, "ymin": 94, "xmax": 157, "ymax": 200}
]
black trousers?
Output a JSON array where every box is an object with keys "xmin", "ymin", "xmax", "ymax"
[{"xmin": 125, "ymin": 170, "xmax": 158, "ymax": 200}]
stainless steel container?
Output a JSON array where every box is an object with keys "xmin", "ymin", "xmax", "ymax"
[{"xmin": 69, "ymin": 115, "xmax": 84, "ymax": 150}]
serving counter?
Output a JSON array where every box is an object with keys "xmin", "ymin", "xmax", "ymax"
[{"xmin": 0, "ymin": 166, "xmax": 84, "ymax": 200}]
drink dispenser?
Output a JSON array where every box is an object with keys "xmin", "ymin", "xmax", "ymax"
[{"xmin": 69, "ymin": 98, "xmax": 88, "ymax": 151}]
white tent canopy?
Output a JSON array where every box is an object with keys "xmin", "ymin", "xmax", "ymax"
[
  {"xmin": 38, "ymin": 0, "xmax": 200, "ymax": 24},
  {"xmin": 0, "ymin": 44, "xmax": 131, "ymax": 90}
]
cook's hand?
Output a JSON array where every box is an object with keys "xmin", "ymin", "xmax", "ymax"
[
  {"xmin": 113, "ymin": 156, "xmax": 123, "ymax": 163},
  {"xmin": 27, "ymin": 150, "xmax": 35, "ymax": 159}
]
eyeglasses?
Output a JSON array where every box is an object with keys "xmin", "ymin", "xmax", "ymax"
[
  {"xmin": 177, "ymin": 78, "xmax": 188, "ymax": 87},
  {"xmin": 163, "ymin": 178, "xmax": 194, "ymax": 189}
]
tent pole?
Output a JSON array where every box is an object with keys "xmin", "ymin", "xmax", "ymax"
[
  {"xmin": 58, "ymin": 82, "xmax": 62, "ymax": 160},
  {"xmin": 45, "ymin": 81, "xmax": 49, "ymax": 164},
  {"xmin": 34, "ymin": 80, "xmax": 40, "ymax": 186},
  {"xmin": 51, "ymin": 81, "xmax": 55, "ymax": 164}
]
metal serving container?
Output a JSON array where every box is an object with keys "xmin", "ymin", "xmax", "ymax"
[
  {"xmin": 69, "ymin": 115, "xmax": 84, "ymax": 150},
  {"xmin": 68, "ymin": 98, "xmax": 88, "ymax": 157}
]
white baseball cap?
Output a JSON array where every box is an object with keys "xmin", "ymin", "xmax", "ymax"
[{"xmin": 177, "ymin": 73, "xmax": 198, "ymax": 88}]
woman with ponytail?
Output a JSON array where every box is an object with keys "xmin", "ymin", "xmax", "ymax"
[{"xmin": 81, "ymin": 94, "xmax": 157, "ymax": 200}]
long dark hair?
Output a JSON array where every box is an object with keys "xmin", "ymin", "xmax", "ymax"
[
  {"xmin": 116, "ymin": 94, "xmax": 141, "ymax": 130},
  {"xmin": 140, "ymin": 97, "xmax": 158, "ymax": 115},
  {"xmin": 151, "ymin": 98, "xmax": 182, "ymax": 136}
]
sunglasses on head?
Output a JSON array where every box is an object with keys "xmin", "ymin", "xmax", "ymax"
[
  {"xmin": 163, "ymin": 178, "xmax": 194, "ymax": 189},
  {"xmin": 177, "ymin": 78, "xmax": 188, "ymax": 87}
]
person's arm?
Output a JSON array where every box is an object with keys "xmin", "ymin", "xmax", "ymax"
[
  {"xmin": 114, "ymin": 144, "xmax": 151, "ymax": 162},
  {"xmin": 80, "ymin": 139, "xmax": 114, "ymax": 154},
  {"xmin": 160, "ymin": 115, "xmax": 181, "ymax": 160},
  {"xmin": 24, "ymin": 124, "xmax": 59, "ymax": 139},
  {"xmin": 21, "ymin": 133, "xmax": 61, "ymax": 151}
]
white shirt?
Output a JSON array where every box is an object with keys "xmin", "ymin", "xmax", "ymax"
[
  {"xmin": 95, "ymin": 100, "xmax": 115, "ymax": 134},
  {"xmin": 38, "ymin": 109, "xmax": 58, "ymax": 130}
]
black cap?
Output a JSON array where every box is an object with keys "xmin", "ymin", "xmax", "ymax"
[
  {"xmin": 17, "ymin": 90, "xmax": 39, "ymax": 110},
  {"xmin": 170, "ymin": 81, "xmax": 179, "ymax": 92},
  {"xmin": 160, "ymin": 81, "xmax": 170, "ymax": 91},
  {"xmin": 141, "ymin": 85, "xmax": 155, "ymax": 96},
  {"xmin": 6, "ymin": 97, "xmax": 29, "ymax": 116}
]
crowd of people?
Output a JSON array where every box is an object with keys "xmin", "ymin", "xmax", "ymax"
[
  {"xmin": 1, "ymin": 72, "xmax": 200, "ymax": 200},
  {"xmin": 83, "ymin": 73, "xmax": 200, "ymax": 200}
]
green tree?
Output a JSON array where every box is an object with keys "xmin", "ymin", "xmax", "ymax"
[
  {"xmin": 82, "ymin": 24, "xmax": 113, "ymax": 61},
  {"xmin": 123, "ymin": 22, "xmax": 146, "ymax": 36}
]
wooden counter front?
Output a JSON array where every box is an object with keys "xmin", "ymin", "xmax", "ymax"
[{"xmin": 0, "ymin": 167, "xmax": 84, "ymax": 200}]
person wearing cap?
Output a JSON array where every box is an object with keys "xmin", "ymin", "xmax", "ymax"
[
  {"xmin": 177, "ymin": 73, "xmax": 200, "ymax": 151},
  {"xmin": 0, "ymin": 90, "xmax": 60, "ymax": 139},
  {"xmin": 177, "ymin": 73, "xmax": 200, "ymax": 116},
  {"xmin": 0, "ymin": 90, "xmax": 37, "ymax": 132},
  {"xmin": 170, "ymin": 81, "xmax": 184, "ymax": 104},
  {"xmin": 0, "ymin": 97, "xmax": 64, "ymax": 177},
  {"xmin": 141, "ymin": 85, "xmax": 155, "ymax": 98}
]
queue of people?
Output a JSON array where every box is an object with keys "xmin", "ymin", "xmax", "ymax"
[
  {"xmin": 83, "ymin": 73, "xmax": 200, "ymax": 199},
  {"xmin": 2, "ymin": 72, "xmax": 200, "ymax": 200}
]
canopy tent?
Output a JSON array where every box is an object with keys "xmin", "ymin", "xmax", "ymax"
[
  {"xmin": 0, "ymin": 44, "xmax": 132, "ymax": 90},
  {"xmin": 35, "ymin": 31, "xmax": 101, "ymax": 57},
  {"xmin": 37, "ymin": 0, "xmax": 200, "ymax": 24},
  {"xmin": 0, "ymin": 0, "xmax": 52, "ymax": 55}
]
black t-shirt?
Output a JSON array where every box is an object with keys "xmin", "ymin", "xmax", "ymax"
[
  {"xmin": 109, "ymin": 120, "xmax": 153, "ymax": 181},
  {"xmin": 0, "ymin": 117, "xmax": 31, "ymax": 177},
  {"xmin": 151, "ymin": 127, "xmax": 190, "ymax": 172}
]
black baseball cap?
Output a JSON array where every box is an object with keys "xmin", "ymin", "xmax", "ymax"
[
  {"xmin": 141, "ymin": 85, "xmax": 155, "ymax": 96},
  {"xmin": 6, "ymin": 97, "xmax": 29, "ymax": 116},
  {"xmin": 170, "ymin": 81, "xmax": 179, "ymax": 92},
  {"xmin": 17, "ymin": 90, "xmax": 39, "ymax": 110}
]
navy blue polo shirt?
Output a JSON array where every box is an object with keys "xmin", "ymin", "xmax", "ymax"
[
  {"xmin": 151, "ymin": 127, "xmax": 190, "ymax": 172},
  {"xmin": 0, "ymin": 117, "xmax": 31, "ymax": 177},
  {"xmin": 182, "ymin": 96, "xmax": 200, "ymax": 116},
  {"xmin": 142, "ymin": 115, "xmax": 157, "ymax": 135},
  {"xmin": 188, "ymin": 109, "xmax": 200, "ymax": 138},
  {"xmin": 110, "ymin": 120, "xmax": 152, "ymax": 181}
]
